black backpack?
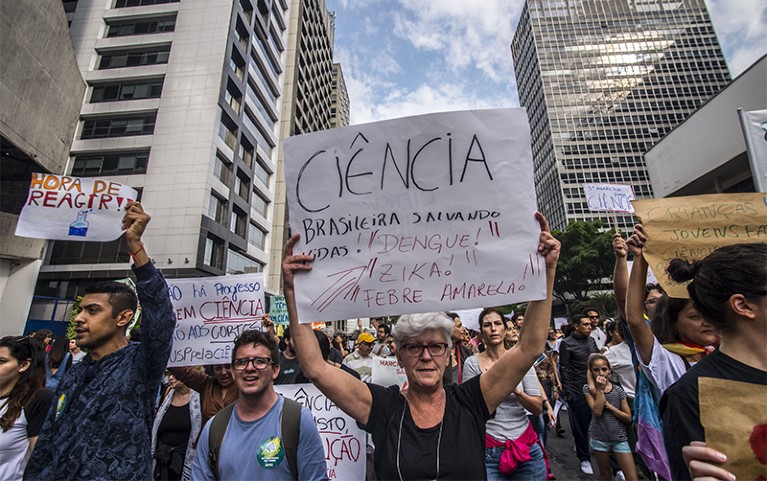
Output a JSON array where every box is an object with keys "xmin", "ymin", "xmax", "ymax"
[{"xmin": 207, "ymin": 397, "xmax": 302, "ymax": 480}]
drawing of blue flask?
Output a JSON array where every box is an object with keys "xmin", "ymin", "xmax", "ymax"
[{"xmin": 68, "ymin": 209, "xmax": 91, "ymax": 237}]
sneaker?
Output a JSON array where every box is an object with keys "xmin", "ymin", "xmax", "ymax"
[
  {"xmin": 614, "ymin": 471, "xmax": 626, "ymax": 481},
  {"xmin": 581, "ymin": 461, "xmax": 594, "ymax": 475}
]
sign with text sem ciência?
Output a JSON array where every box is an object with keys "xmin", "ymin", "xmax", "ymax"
[
  {"xmin": 284, "ymin": 108, "xmax": 546, "ymax": 323},
  {"xmin": 166, "ymin": 273, "xmax": 265, "ymax": 367}
]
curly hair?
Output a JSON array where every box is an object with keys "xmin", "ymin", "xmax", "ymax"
[
  {"xmin": 232, "ymin": 329, "xmax": 279, "ymax": 365},
  {"xmin": 0, "ymin": 336, "xmax": 46, "ymax": 432}
]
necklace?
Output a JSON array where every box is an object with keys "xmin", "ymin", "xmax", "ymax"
[{"xmin": 396, "ymin": 393, "xmax": 444, "ymax": 481}]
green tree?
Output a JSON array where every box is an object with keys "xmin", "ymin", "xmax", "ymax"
[
  {"xmin": 551, "ymin": 220, "xmax": 616, "ymax": 309},
  {"xmin": 67, "ymin": 296, "xmax": 83, "ymax": 340}
]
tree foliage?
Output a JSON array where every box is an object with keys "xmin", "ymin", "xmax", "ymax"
[{"xmin": 551, "ymin": 220, "xmax": 616, "ymax": 305}]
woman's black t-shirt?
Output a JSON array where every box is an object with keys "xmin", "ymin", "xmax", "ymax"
[{"xmin": 361, "ymin": 374, "xmax": 490, "ymax": 480}]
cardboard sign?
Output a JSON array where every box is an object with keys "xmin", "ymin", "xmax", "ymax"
[
  {"xmin": 584, "ymin": 183, "xmax": 635, "ymax": 213},
  {"xmin": 269, "ymin": 295, "xmax": 289, "ymax": 325},
  {"xmin": 167, "ymin": 273, "xmax": 265, "ymax": 367},
  {"xmin": 274, "ymin": 384, "xmax": 366, "ymax": 481},
  {"xmin": 371, "ymin": 357, "xmax": 408, "ymax": 390},
  {"xmin": 284, "ymin": 108, "xmax": 546, "ymax": 322},
  {"xmin": 699, "ymin": 377, "xmax": 767, "ymax": 480},
  {"xmin": 15, "ymin": 173, "xmax": 137, "ymax": 241},
  {"xmin": 632, "ymin": 193, "xmax": 767, "ymax": 298}
]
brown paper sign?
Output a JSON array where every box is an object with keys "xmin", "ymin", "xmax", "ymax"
[
  {"xmin": 699, "ymin": 377, "xmax": 767, "ymax": 480},
  {"xmin": 631, "ymin": 193, "xmax": 767, "ymax": 298}
]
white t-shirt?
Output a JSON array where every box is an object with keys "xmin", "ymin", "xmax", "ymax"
[
  {"xmin": 637, "ymin": 337, "xmax": 690, "ymax": 397},
  {"xmin": 0, "ymin": 389, "xmax": 55, "ymax": 481},
  {"xmin": 604, "ymin": 342, "xmax": 637, "ymax": 398},
  {"xmin": 591, "ymin": 328, "xmax": 607, "ymax": 350}
]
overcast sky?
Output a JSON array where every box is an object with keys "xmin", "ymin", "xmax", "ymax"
[{"xmin": 326, "ymin": 0, "xmax": 767, "ymax": 125}]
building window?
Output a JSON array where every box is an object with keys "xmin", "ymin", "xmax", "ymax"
[
  {"xmin": 254, "ymin": 158, "xmax": 270, "ymax": 185},
  {"xmin": 213, "ymin": 153, "xmax": 232, "ymax": 185},
  {"xmin": 218, "ymin": 113, "xmax": 238, "ymax": 150},
  {"xmin": 247, "ymin": 223, "xmax": 266, "ymax": 250},
  {"xmin": 114, "ymin": 0, "xmax": 179, "ymax": 7},
  {"xmin": 238, "ymin": 138, "xmax": 254, "ymax": 168},
  {"xmin": 229, "ymin": 50, "xmax": 245, "ymax": 82},
  {"xmin": 225, "ymin": 81, "xmax": 242, "ymax": 114},
  {"xmin": 230, "ymin": 207, "xmax": 247, "ymax": 237},
  {"xmin": 234, "ymin": 170, "xmax": 249, "ymax": 200},
  {"xmin": 251, "ymin": 191, "xmax": 268, "ymax": 217},
  {"xmin": 204, "ymin": 236, "xmax": 225, "ymax": 270},
  {"xmin": 105, "ymin": 16, "xmax": 176, "ymax": 37},
  {"xmin": 71, "ymin": 150, "xmax": 150, "ymax": 176},
  {"xmin": 90, "ymin": 78, "xmax": 164, "ymax": 102},
  {"xmin": 81, "ymin": 113, "xmax": 157, "ymax": 139},
  {"xmin": 208, "ymin": 193, "xmax": 227, "ymax": 226},
  {"xmin": 98, "ymin": 46, "xmax": 170, "ymax": 69},
  {"xmin": 227, "ymin": 249, "xmax": 262, "ymax": 274},
  {"xmin": 63, "ymin": 1, "xmax": 78, "ymax": 13}
]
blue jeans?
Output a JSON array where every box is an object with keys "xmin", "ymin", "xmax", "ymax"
[{"xmin": 485, "ymin": 442, "xmax": 547, "ymax": 481}]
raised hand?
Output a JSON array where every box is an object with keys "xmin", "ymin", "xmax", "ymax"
[
  {"xmin": 626, "ymin": 224, "xmax": 647, "ymax": 257},
  {"xmin": 535, "ymin": 212, "xmax": 561, "ymax": 269},
  {"xmin": 613, "ymin": 232, "xmax": 628, "ymax": 258},
  {"xmin": 282, "ymin": 233, "xmax": 314, "ymax": 291}
]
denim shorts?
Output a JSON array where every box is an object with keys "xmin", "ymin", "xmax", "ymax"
[{"xmin": 590, "ymin": 438, "xmax": 631, "ymax": 453}]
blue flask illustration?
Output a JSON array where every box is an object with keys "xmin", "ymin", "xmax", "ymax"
[{"xmin": 68, "ymin": 210, "xmax": 91, "ymax": 237}]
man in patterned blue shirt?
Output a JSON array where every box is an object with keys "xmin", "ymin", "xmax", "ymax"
[{"xmin": 25, "ymin": 202, "xmax": 176, "ymax": 481}]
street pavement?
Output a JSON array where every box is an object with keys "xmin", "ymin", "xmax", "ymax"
[{"xmin": 546, "ymin": 408, "xmax": 596, "ymax": 481}]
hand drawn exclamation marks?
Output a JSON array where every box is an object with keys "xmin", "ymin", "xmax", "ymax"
[
  {"xmin": 475, "ymin": 227, "xmax": 481, "ymax": 245},
  {"xmin": 488, "ymin": 220, "xmax": 500, "ymax": 237},
  {"xmin": 368, "ymin": 230, "xmax": 379, "ymax": 249},
  {"xmin": 357, "ymin": 233, "xmax": 362, "ymax": 253},
  {"xmin": 446, "ymin": 254, "xmax": 453, "ymax": 276}
]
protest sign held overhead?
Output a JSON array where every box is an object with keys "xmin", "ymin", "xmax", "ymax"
[
  {"xmin": 167, "ymin": 273, "xmax": 265, "ymax": 367},
  {"xmin": 632, "ymin": 192, "xmax": 767, "ymax": 298},
  {"xmin": 269, "ymin": 295, "xmax": 289, "ymax": 325},
  {"xmin": 284, "ymin": 108, "xmax": 545, "ymax": 323},
  {"xmin": 275, "ymin": 383, "xmax": 366, "ymax": 481},
  {"xmin": 15, "ymin": 173, "xmax": 137, "ymax": 241},
  {"xmin": 583, "ymin": 183, "xmax": 635, "ymax": 213}
]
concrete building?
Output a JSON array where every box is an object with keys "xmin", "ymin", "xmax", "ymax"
[
  {"xmin": 511, "ymin": 0, "xmax": 731, "ymax": 231},
  {"xmin": 34, "ymin": 0, "xmax": 290, "ymax": 302},
  {"xmin": 330, "ymin": 63, "xmax": 351, "ymax": 129},
  {"xmin": 645, "ymin": 54, "xmax": 766, "ymax": 197},
  {"xmin": 266, "ymin": 0, "xmax": 348, "ymax": 293},
  {"xmin": 1, "ymin": 0, "xmax": 85, "ymax": 336}
]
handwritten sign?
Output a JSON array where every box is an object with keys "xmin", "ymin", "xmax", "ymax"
[
  {"xmin": 269, "ymin": 295, "xmax": 289, "ymax": 325},
  {"xmin": 167, "ymin": 273, "xmax": 265, "ymax": 367},
  {"xmin": 371, "ymin": 357, "xmax": 408, "ymax": 390},
  {"xmin": 275, "ymin": 384, "xmax": 366, "ymax": 480},
  {"xmin": 453, "ymin": 308, "xmax": 483, "ymax": 331},
  {"xmin": 284, "ymin": 108, "xmax": 545, "ymax": 322},
  {"xmin": 632, "ymin": 193, "xmax": 767, "ymax": 298},
  {"xmin": 15, "ymin": 173, "xmax": 137, "ymax": 241},
  {"xmin": 584, "ymin": 183, "xmax": 635, "ymax": 213}
]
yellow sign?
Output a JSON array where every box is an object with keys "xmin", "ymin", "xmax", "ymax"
[{"xmin": 631, "ymin": 193, "xmax": 767, "ymax": 298}]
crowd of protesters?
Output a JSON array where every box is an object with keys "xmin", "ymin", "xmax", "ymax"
[{"xmin": 1, "ymin": 203, "xmax": 764, "ymax": 481}]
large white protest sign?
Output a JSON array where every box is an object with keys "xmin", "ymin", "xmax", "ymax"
[
  {"xmin": 284, "ymin": 108, "xmax": 546, "ymax": 323},
  {"xmin": 274, "ymin": 384, "xmax": 366, "ymax": 481},
  {"xmin": 167, "ymin": 273, "xmax": 265, "ymax": 367},
  {"xmin": 583, "ymin": 183, "xmax": 635, "ymax": 213},
  {"xmin": 15, "ymin": 173, "xmax": 137, "ymax": 241},
  {"xmin": 371, "ymin": 357, "xmax": 408, "ymax": 390}
]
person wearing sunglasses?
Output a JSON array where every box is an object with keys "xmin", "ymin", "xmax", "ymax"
[
  {"xmin": 282, "ymin": 212, "xmax": 560, "ymax": 480},
  {"xmin": 191, "ymin": 330, "xmax": 326, "ymax": 481}
]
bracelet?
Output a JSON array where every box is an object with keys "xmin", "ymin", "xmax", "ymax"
[{"xmin": 128, "ymin": 243, "xmax": 145, "ymax": 261}]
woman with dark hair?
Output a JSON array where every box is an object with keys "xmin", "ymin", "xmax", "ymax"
[
  {"xmin": 464, "ymin": 307, "xmax": 546, "ymax": 480},
  {"xmin": 45, "ymin": 335, "xmax": 72, "ymax": 391},
  {"xmin": 625, "ymin": 225, "xmax": 717, "ymax": 397},
  {"xmin": 0, "ymin": 336, "xmax": 55, "ymax": 480},
  {"xmin": 660, "ymin": 243, "xmax": 767, "ymax": 481}
]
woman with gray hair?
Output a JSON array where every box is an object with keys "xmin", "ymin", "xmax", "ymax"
[{"xmin": 282, "ymin": 213, "xmax": 560, "ymax": 480}]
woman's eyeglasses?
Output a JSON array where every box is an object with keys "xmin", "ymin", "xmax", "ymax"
[{"xmin": 400, "ymin": 343, "xmax": 448, "ymax": 357}]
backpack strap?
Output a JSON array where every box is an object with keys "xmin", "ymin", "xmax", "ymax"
[
  {"xmin": 280, "ymin": 397, "xmax": 302, "ymax": 481},
  {"xmin": 207, "ymin": 402, "xmax": 236, "ymax": 480}
]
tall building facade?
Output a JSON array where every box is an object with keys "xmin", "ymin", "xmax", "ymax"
[
  {"xmin": 330, "ymin": 62, "xmax": 351, "ymax": 129},
  {"xmin": 266, "ymin": 0, "xmax": 349, "ymax": 293},
  {"xmin": 512, "ymin": 0, "xmax": 731, "ymax": 231},
  {"xmin": 1, "ymin": 0, "xmax": 85, "ymax": 335},
  {"xmin": 35, "ymin": 0, "xmax": 290, "ymax": 301}
]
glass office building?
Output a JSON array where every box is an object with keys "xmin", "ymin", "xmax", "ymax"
[{"xmin": 511, "ymin": 0, "xmax": 730, "ymax": 230}]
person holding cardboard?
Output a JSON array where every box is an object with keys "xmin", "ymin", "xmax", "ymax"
[
  {"xmin": 282, "ymin": 212, "xmax": 560, "ymax": 480},
  {"xmin": 660, "ymin": 243, "xmax": 767, "ymax": 481}
]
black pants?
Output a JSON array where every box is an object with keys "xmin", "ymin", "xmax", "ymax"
[{"xmin": 567, "ymin": 391, "xmax": 592, "ymax": 462}]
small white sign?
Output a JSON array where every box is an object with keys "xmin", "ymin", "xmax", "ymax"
[
  {"xmin": 371, "ymin": 357, "xmax": 408, "ymax": 390},
  {"xmin": 583, "ymin": 183, "xmax": 635, "ymax": 213},
  {"xmin": 15, "ymin": 173, "xmax": 137, "ymax": 241},
  {"xmin": 166, "ymin": 273, "xmax": 265, "ymax": 367}
]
